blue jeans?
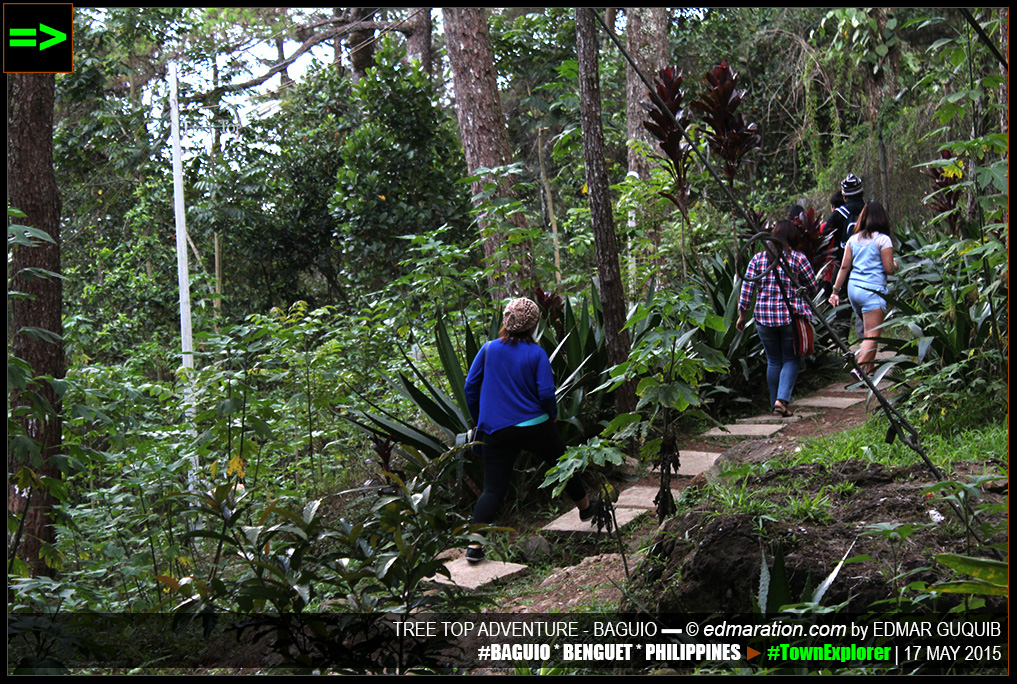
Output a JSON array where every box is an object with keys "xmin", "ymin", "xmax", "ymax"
[{"xmin": 756, "ymin": 323, "xmax": 800, "ymax": 409}]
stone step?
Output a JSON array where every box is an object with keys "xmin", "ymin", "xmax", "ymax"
[
  {"xmin": 678, "ymin": 450, "xmax": 723, "ymax": 476},
  {"xmin": 541, "ymin": 505, "xmax": 646, "ymax": 535},
  {"xmin": 794, "ymin": 395, "xmax": 864, "ymax": 409},
  {"xmin": 820, "ymin": 381, "xmax": 867, "ymax": 395},
  {"xmin": 615, "ymin": 485, "xmax": 680, "ymax": 510},
  {"xmin": 703, "ymin": 423, "xmax": 785, "ymax": 439},
  {"xmin": 437, "ymin": 376, "xmax": 872, "ymax": 592},
  {"xmin": 736, "ymin": 413, "xmax": 811, "ymax": 425},
  {"xmin": 437, "ymin": 558, "xmax": 529, "ymax": 591}
]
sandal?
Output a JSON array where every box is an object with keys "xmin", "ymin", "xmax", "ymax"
[{"xmin": 772, "ymin": 400, "xmax": 793, "ymax": 417}]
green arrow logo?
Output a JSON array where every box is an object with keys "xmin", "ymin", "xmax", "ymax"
[{"xmin": 8, "ymin": 23, "xmax": 67, "ymax": 50}]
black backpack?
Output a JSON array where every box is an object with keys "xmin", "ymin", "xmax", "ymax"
[{"xmin": 835, "ymin": 205, "xmax": 859, "ymax": 249}]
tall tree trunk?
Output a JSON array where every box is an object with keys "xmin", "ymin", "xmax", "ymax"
[
  {"xmin": 1000, "ymin": 9, "xmax": 1008, "ymax": 139},
  {"xmin": 626, "ymin": 8, "xmax": 669, "ymax": 282},
  {"xmin": 405, "ymin": 8, "xmax": 433, "ymax": 76},
  {"xmin": 577, "ymin": 8, "xmax": 635, "ymax": 414},
  {"xmin": 865, "ymin": 8, "xmax": 900, "ymax": 209},
  {"xmin": 444, "ymin": 7, "xmax": 531, "ymax": 296},
  {"xmin": 7, "ymin": 73, "xmax": 64, "ymax": 577},
  {"xmin": 346, "ymin": 7, "xmax": 377, "ymax": 82},
  {"xmin": 1000, "ymin": 8, "xmax": 1008, "ymax": 259}
]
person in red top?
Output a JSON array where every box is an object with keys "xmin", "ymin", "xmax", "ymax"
[
  {"xmin": 736, "ymin": 220, "xmax": 820, "ymax": 417},
  {"xmin": 818, "ymin": 190, "xmax": 845, "ymax": 296}
]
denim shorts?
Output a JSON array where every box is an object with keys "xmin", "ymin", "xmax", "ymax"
[{"xmin": 848, "ymin": 283, "xmax": 886, "ymax": 314}]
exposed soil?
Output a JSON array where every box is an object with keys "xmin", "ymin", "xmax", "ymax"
[
  {"xmin": 621, "ymin": 458, "xmax": 1007, "ymax": 615},
  {"xmin": 481, "ymin": 377, "xmax": 1007, "ymax": 616}
]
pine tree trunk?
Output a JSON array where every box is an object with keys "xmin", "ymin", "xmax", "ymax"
[
  {"xmin": 405, "ymin": 8, "xmax": 433, "ymax": 76},
  {"xmin": 346, "ymin": 7, "xmax": 376, "ymax": 82},
  {"xmin": 7, "ymin": 73, "xmax": 64, "ymax": 577},
  {"xmin": 577, "ymin": 8, "xmax": 636, "ymax": 414},
  {"xmin": 626, "ymin": 8, "xmax": 669, "ymax": 280},
  {"xmin": 444, "ymin": 7, "xmax": 531, "ymax": 296}
]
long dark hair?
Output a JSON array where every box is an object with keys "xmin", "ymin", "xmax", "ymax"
[
  {"xmin": 766, "ymin": 219, "xmax": 801, "ymax": 261},
  {"xmin": 855, "ymin": 200, "xmax": 892, "ymax": 240}
]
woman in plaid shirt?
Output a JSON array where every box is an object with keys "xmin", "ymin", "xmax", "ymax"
[{"xmin": 735, "ymin": 220, "xmax": 820, "ymax": 416}]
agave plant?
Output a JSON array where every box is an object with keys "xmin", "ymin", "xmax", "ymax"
[
  {"xmin": 346, "ymin": 286, "xmax": 620, "ymax": 479},
  {"xmin": 692, "ymin": 242, "xmax": 765, "ymax": 406}
]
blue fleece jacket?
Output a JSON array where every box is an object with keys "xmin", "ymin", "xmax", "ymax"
[{"xmin": 464, "ymin": 339, "xmax": 557, "ymax": 434}]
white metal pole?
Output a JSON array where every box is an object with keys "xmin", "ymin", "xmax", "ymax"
[
  {"xmin": 170, "ymin": 63, "xmax": 194, "ymax": 374},
  {"xmin": 170, "ymin": 64, "xmax": 201, "ymax": 500},
  {"xmin": 626, "ymin": 170, "xmax": 639, "ymax": 292}
]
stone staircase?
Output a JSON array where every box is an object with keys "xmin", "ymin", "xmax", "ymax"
[{"xmin": 439, "ymin": 379, "xmax": 870, "ymax": 590}]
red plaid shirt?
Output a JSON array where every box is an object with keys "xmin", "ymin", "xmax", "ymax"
[{"xmin": 738, "ymin": 249, "xmax": 819, "ymax": 327}]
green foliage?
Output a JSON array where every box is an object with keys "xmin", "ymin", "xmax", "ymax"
[
  {"xmin": 540, "ymin": 438, "xmax": 624, "ymax": 498},
  {"xmin": 605, "ymin": 288, "xmax": 728, "ymax": 417},
  {"xmin": 13, "ymin": 303, "xmax": 408, "ymax": 613},
  {"xmin": 8, "ymin": 214, "xmax": 69, "ymax": 576},
  {"xmin": 62, "ymin": 188, "xmax": 182, "ymax": 371},
  {"xmin": 58, "ymin": 21, "xmax": 478, "ymax": 355},
  {"xmin": 781, "ymin": 489, "xmax": 833, "ymax": 524},
  {"xmin": 818, "ymin": 9, "xmax": 901, "ymax": 77},
  {"xmin": 11, "ymin": 14, "xmax": 1008, "ymax": 667},
  {"xmin": 933, "ymin": 554, "xmax": 1008, "ymax": 597},
  {"xmin": 331, "ymin": 39, "xmax": 471, "ymax": 291},
  {"xmin": 858, "ymin": 522, "xmax": 930, "ymax": 595},
  {"xmin": 879, "ymin": 228, "xmax": 1007, "ymax": 431},
  {"xmin": 346, "ymin": 314, "xmax": 486, "ymax": 463},
  {"xmin": 923, "ymin": 474, "xmax": 1008, "ymax": 556},
  {"xmin": 56, "ymin": 10, "xmax": 200, "ymax": 362},
  {"xmin": 758, "ymin": 541, "xmax": 855, "ymax": 617},
  {"xmin": 910, "ymin": 10, "xmax": 1008, "ymax": 236},
  {"xmin": 707, "ymin": 479, "xmax": 778, "ymax": 520},
  {"xmin": 389, "ymin": 225, "xmax": 489, "ymax": 328},
  {"xmin": 164, "ymin": 452, "xmax": 490, "ymax": 672}
]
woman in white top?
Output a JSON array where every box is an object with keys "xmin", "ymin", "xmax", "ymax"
[{"xmin": 828, "ymin": 200, "xmax": 898, "ymax": 375}]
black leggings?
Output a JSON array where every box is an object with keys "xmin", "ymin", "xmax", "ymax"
[{"xmin": 470, "ymin": 421, "xmax": 586, "ymax": 526}]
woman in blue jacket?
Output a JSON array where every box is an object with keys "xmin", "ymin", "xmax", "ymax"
[{"xmin": 464, "ymin": 297, "xmax": 593, "ymax": 562}]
